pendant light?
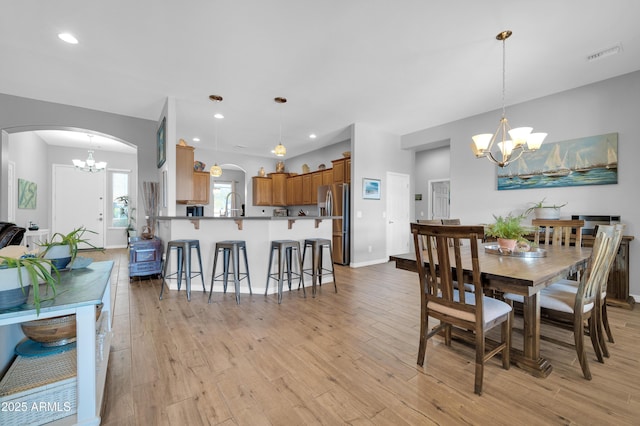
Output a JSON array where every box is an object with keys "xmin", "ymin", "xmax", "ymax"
[
  {"xmin": 72, "ymin": 134, "xmax": 107, "ymax": 172},
  {"xmin": 209, "ymin": 95, "xmax": 223, "ymax": 178},
  {"xmin": 470, "ymin": 30, "xmax": 547, "ymax": 168},
  {"xmin": 273, "ymin": 97, "xmax": 287, "ymax": 156}
]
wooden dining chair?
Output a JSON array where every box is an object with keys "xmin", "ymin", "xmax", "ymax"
[
  {"xmin": 545, "ymin": 224, "xmax": 625, "ymax": 359},
  {"xmin": 532, "ymin": 219, "xmax": 585, "ymax": 247},
  {"xmin": 441, "ymin": 218, "xmax": 461, "ymax": 225},
  {"xmin": 503, "ymin": 227, "xmax": 614, "ymax": 380},
  {"xmin": 416, "ymin": 219, "xmax": 442, "ymax": 249},
  {"xmin": 411, "ymin": 223, "xmax": 511, "ymax": 395}
]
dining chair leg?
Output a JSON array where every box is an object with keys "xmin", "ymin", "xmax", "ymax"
[
  {"xmin": 502, "ymin": 313, "xmax": 511, "ymax": 370},
  {"xmin": 417, "ymin": 305, "xmax": 428, "ymax": 366},
  {"xmin": 589, "ymin": 315, "xmax": 604, "ymax": 363},
  {"xmin": 602, "ymin": 301, "xmax": 615, "ymax": 344},
  {"xmin": 474, "ymin": 329, "xmax": 485, "ymax": 396},
  {"xmin": 575, "ymin": 318, "xmax": 592, "ymax": 380}
]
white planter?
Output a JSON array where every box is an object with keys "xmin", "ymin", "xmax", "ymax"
[
  {"xmin": 534, "ymin": 207, "xmax": 561, "ymax": 220},
  {"xmin": 0, "ymin": 268, "xmax": 32, "ymax": 310}
]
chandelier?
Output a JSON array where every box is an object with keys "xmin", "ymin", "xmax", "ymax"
[
  {"xmin": 72, "ymin": 135, "xmax": 107, "ymax": 172},
  {"xmin": 273, "ymin": 97, "xmax": 287, "ymax": 156},
  {"xmin": 471, "ymin": 30, "xmax": 547, "ymax": 167},
  {"xmin": 209, "ymin": 95, "xmax": 223, "ymax": 178}
]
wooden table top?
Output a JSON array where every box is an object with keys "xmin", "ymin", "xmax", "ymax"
[{"xmin": 390, "ymin": 243, "xmax": 592, "ymax": 296}]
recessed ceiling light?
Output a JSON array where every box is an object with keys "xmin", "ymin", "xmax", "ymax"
[
  {"xmin": 193, "ymin": 137, "xmax": 200, "ymax": 142},
  {"xmin": 58, "ymin": 33, "xmax": 78, "ymax": 44},
  {"xmin": 309, "ymin": 134, "xmax": 317, "ymax": 139},
  {"xmin": 214, "ymin": 113, "xmax": 224, "ymax": 119}
]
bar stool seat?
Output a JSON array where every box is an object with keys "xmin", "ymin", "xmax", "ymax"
[
  {"xmin": 265, "ymin": 240, "xmax": 306, "ymax": 304},
  {"xmin": 208, "ymin": 240, "xmax": 252, "ymax": 304},
  {"xmin": 302, "ymin": 238, "xmax": 337, "ymax": 297},
  {"xmin": 160, "ymin": 239, "xmax": 205, "ymax": 301}
]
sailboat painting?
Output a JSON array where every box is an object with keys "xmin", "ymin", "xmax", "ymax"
[{"xmin": 497, "ymin": 132, "xmax": 618, "ymax": 190}]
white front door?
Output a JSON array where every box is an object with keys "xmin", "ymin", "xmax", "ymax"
[
  {"xmin": 52, "ymin": 165, "xmax": 105, "ymax": 248},
  {"xmin": 386, "ymin": 172, "xmax": 411, "ymax": 256}
]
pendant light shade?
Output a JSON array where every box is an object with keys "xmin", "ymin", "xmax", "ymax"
[
  {"xmin": 274, "ymin": 97, "xmax": 287, "ymax": 156},
  {"xmin": 210, "ymin": 163, "xmax": 222, "ymax": 177},
  {"xmin": 209, "ymin": 95, "xmax": 223, "ymax": 177}
]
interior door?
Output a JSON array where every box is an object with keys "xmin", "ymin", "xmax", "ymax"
[
  {"xmin": 52, "ymin": 165, "xmax": 105, "ymax": 248},
  {"xmin": 386, "ymin": 172, "xmax": 411, "ymax": 256},
  {"xmin": 430, "ymin": 179, "xmax": 450, "ymax": 220}
]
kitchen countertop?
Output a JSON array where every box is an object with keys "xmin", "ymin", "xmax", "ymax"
[{"xmin": 157, "ymin": 215, "xmax": 341, "ymax": 220}]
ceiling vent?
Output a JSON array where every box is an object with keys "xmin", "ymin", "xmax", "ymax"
[{"xmin": 587, "ymin": 43, "xmax": 622, "ymax": 62}]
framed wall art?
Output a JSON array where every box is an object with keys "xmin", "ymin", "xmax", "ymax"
[
  {"xmin": 497, "ymin": 132, "xmax": 618, "ymax": 190},
  {"xmin": 18, "ymin": 178, "xmax": 37, "ymax": 209},
  {"xmin": 157, "ymin": 116, "xmax": 166, "ymax": 168},
  {"xmin": 362, "ymin": 178, "xmax": 381, "ymax": 200}
]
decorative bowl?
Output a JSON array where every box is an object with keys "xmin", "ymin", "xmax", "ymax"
[
  {"xmin": 21, "ymin": 304, "xmax": 103, "ymax": 346},
  {"xmin": 194, "ymin": 161, "xmax": 206, "ymax": 172},
  {"xmin": 342, "ymin": 151, "xmax": 351, "ymax": 158},
  {"xmin": 50, "ymin": 257, "xmax": 71, "ymax": 270},
  {"xmin": 318, "ymin": 163, "xmax": 326, "ymax": 170}
]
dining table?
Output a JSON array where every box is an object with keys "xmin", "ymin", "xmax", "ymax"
[{"xmin": 389, "ymin": 242, "xmax": 592, "ymax": 378}]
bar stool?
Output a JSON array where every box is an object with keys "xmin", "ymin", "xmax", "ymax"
[
  {"xmin": 208, "ymin": 240, "xmax": 252, "ymax": 304},
  {"xmin": 302, "ymin": 238, "xmax": 337, "ymax": 297},
  {"xmin": 160, "ymin": 239, "xmax": 205, "ymax": 301},
  {"xmin": 265, "ymin": 240, "xmax": 306, "ymax": 304}
]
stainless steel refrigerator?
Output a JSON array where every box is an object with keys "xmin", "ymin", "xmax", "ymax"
[{"xmin": 318, "ymin": 183, "xmax": 350, "ymax": 265}]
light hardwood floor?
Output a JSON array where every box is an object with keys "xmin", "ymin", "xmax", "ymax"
[{"xmin": 96, "ymin": 249, "xmax": 640, "ymax": 425}]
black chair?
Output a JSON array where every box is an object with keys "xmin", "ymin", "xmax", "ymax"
[{"xmin": 0, "ymin": 222, "xmax": 26, "ymax": 248}]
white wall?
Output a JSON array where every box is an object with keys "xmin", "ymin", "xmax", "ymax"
[
  {"xmin": 402, "ymin": 70, "xmax": 640, "ymax": 300},
  {"xmin": 8, "ymin": 132, "xmax": 50, "ymax": 229},
  {"xmin": 414, "ymin": 146, "xmax": 450, "ymax": 220},
  {"xmin": 351, "ymin": 123, "xmax": 413, "ymax": 267}
]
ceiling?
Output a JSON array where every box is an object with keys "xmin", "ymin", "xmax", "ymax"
[{"xmin": 2, "ymin": 1, "xmax": 639, "ymax": 157}]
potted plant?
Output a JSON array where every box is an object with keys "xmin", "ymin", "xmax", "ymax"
[
  {"xmin": 0, "ymin": 247, "xmax": 59, "ymax": 314},
  {"xmin": 115, "ymin": 195, "xmax": 137, "ymax": 238},
  {"xmin": 39, "ymin": 226, "xmax": 99, "ymax": 270},
  {"xmin": 525, "ymin": 198, "xmax": 567, "ymax": 220},
  {"xmin": 485, "ymin": 213, "xmax": 533, "ymax": 252}
]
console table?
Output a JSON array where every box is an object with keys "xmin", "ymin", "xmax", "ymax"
[
  {"xmin": 22, "ymin": 229, "xmax": 50, "ymax": 249},
  {"xmin": 0, "ymin": 261, "xmax": 113, "ymax": 425}
]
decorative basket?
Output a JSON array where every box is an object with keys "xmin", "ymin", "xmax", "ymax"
[{"xmin": 0, "ymin": 349, "xmax": 77, "ymax": 425}]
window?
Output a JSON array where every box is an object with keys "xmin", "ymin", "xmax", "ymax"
[
  {"xmin": 212, "ymin": 181, "xmax": 232, "ymax": 217},
  {"xmin": 112, "ymin": 172, "xmax": 130, "ymax": 227}
]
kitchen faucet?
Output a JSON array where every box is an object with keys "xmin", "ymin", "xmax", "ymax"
[{"xmin": 225, "ymin": 192, "xmax": 242, "ymax": 217}]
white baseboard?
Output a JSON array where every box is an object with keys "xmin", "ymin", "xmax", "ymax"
[{"xmin": 350, "ymin": 258, "xmax": 389, "ymax": 268}]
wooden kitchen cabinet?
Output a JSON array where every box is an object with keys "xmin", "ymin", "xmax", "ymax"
[
  {"xmin": 311, "ymin": 171, "xmax": 323, "ymax": 204},
  {"xmin": 252, "ymin": 176, "xmax": 272, "ymax": 206},
  {"xmin": 322, "ymin": 169, "xmax": 333, "ymax": 185},
  {"xmin": 302, "ymin": 174, "xmax": 313, "ymax": 205},
  {"xmin": 332, "ymin": 157, "xmax": 351, "ymax": 183},
  {"xmin": 271, "ymin": 173, "xmax": 288, "ymax": 206},
  {"xmin": 191, "ymin": 171, "xmax": 210, "ymax": 204},
  {"xmin": 290, "ymin": 175, "xmax": 303, "ymax": 205},
  {"xmin": 176, "ymin": 145, "xmax": 195, "ymax": 203}
]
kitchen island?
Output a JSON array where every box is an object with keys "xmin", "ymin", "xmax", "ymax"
[{"xmin": 156, "ymin": 216, "xmax": 339, "ymax": 297}]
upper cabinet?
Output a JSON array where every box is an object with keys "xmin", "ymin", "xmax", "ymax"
[
  {"xmin": 252, "ymin": 176, "xmax": 273, "ymax": 206},
  {"xmin": 271, "ymin": 173, "xmax": 288, "ymax": 206},
  {"xmin": 176, "ymin": 145, "xmax": 210, "ymax": 205},
  {"xmin": 331, "ymin": 157, "xmax": 351, "ymax": 183}
]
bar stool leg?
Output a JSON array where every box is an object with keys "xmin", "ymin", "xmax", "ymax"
[
  {"xmin": 223, "ymin": 248, "xmax": 230, "ymax": 293},
  {"xmin": 195, "ymin": 243, "xmax": 206, "ymax": 292},
  {"xmin": 265, "ymin": 245, "xmax": 275, "ymax": 295},
  {"xmin": 232, "ymin": 243, "xmax": 241, "ymax": 304},
  {"xmin": 159, "ymin": 248, "xmax": 171, "ymax": 300},
  {"xmin": 277, "ymin": 245, "xmax": 285, "ymax": 304},
  {"xmin": 208, "ymin": 246, "xmax": 220, "ymax": 303},
  {"xmin": 176, "ymin": 246, "xmax": 184, "ymax": 292},
  {"xmin": 183, "ymin": 244, "xmax": 192, "ymax": 301},
  {"xmin": 296, "ymin": 245, "xmax": 306, "ymax": 298},
  {"xmin": 242, "ymin": 245, "xmax": 252, "ymax": 294},
  {"xmin": 327, "ymin": 242, "xmax": 337, "ymax": 293}
]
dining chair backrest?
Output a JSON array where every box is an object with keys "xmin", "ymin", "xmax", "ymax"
[
  {"xmin": 532, "ymin": 219, "xmax": 585, "ymax": 247},
  {"xmin": 411, "ymin": 223, "xmax": 484, "ymax": 307},
  {"xmin": 441, "ymin": 219, "xmax": 461, "ymax": 225},
  {"xmin": 574, "ymin": 229, "xmax": 612, "ymax": 315},
  {"xmin": 416, "ymin": 219, "xmax": 442, "ymax": 248},
  {"xmin": 595, "ymin": 224, "xmax": 625, "ymax": 293}
]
